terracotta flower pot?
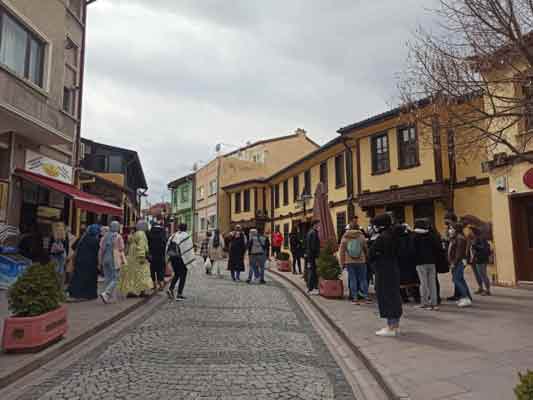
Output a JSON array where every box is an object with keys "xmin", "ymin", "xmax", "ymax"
[
  {"xmin": 277, "ymin": 260, "xmax": 291, "ymax": 272},
  {"xmin": 2, "ymin": 305, "xmax": 68, "ymax": 353},
  {"xmin": 319, "ymin": 279, "xmax": 344, "ymax": 299}
]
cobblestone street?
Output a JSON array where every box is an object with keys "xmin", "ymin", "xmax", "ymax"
[{"xmin": 13, "ymin": 266, "xmax": 356, "ymax": 400}]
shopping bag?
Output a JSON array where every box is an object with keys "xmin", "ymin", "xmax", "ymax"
[{"xmin": 204, "ymin": 258, "xmax": 212, "ymax": 273}]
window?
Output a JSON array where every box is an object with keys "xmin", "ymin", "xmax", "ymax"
[
  {"xmin": 397, "ymin": 126, "xmax": 419, "ymax": 169},
  {"xmin": 283, "ymin": 223, "xmax": 290, "ymax": 248},
  {"xmin": 63, "ymin": 39, "xmax": 78, "ymax": 115},
  {"xmin": 386, "ymin": 206, "xmax": 405, "ymax": 224},
  {"xmin": 197, "ymin": 186, "xmax": 205, "ymax": 201},
  {"xmin": 63, "ymin": 87, "xmax": 76, "ymax": 114},
  {"xmin": 336, "ymin": 212, "xmax": 347, "ymax": 243},
  {"xmin": 243, "ymin": 189, "xmax": 251, "ymax": 212},
  {"xmin": 274, "ymin": 184, "xmax": 280, "ymax": 209},
  {"xmin": 209, "ymin": 179, "xmax": 217, "ymax": 196},
  {"xmin": 414, "ymin": 202, "xmax": 435, "ymax": 228},
  {"xmin": 0, "ymin": 10, "xmax": 45, "ymax": 87},
  {"xmin": 108, "ymin": 155, "xmax": 122, "ymax": 173},
  {"xmin": 293, "ymin": 175, "xmax": 300, "ymax": 202},
  {"xmin": 320, "ymin": 162, "xmax": 328, "ymax": 191},
  {"xmin": 235, "ymin": 192, "xmax": 241, "ymax": 213},
  {"xmin": 371, "ymin": 133, "xmax": 390, "ymax": 174},
  {"xmin": 304, "ymin": 170, "xmax": 311, "ymax": 195},
  {"xmin": 181, "ymin": 185, "xmax": 189, "ymax": 203},
  {"xmin": 283, "ymin": 180, "xmax": 289, "ymax": 205},
  {"xmin": 335, "ymin": 154, "xmax": 346, "ymax": 187},
  {"xmin": 208, "ymin": 214, "xmax": 216, "ymax": 229},
  {"xmin": 200, "ymin": 217, "xmax": 206, "ymax": 231},
  {"xmin": 93, "ymin": 155, "xmax": 106, "ymax": 171}
]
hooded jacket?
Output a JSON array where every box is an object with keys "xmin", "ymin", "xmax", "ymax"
[{"xmin": 339, "ymin": 229, "xmax": 368, "ymax": 265}]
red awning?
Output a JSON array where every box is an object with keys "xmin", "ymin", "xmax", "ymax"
[{"xmin": 15, "ymin": 169, "xmax": 123, "ymax": 216}]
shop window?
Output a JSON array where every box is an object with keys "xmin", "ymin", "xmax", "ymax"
[
  {"xmin": 320, "ymin": 162, "xmax": 328, "ymax": 191},
  {"xmin": 397, "ymin": 126, "xmax": 419, "ymax": 169},
  {"xmin": 304, "ymin": 170, "xmax": 311, "ymax": 195},
  {"xmin": 243, "ymin": 189, "xmax": 251, "ymax": 212},
  {"xmin": 283, "ymin": 180, "xmax": 289, "ymax": 205},
  {"xmin": 235, "ymin": 192, "xmax": 241, "ymax": 213},
  {"xmin": 293, "ymin": 175, "xmax": 300, "ymax": 202},
  {"xmin": 0, "ymin": 9, "xmax": 45, "ymax": 87},
  {"xmin": 274, "ymin": 184, "xmax": 280, "ymax": 209},
  {"xmin": 371, "ymin": 133, "xmax": 390, "ymax": 174},
  {"xmin": 386, "ymin": 206, "xmax": 405, "ymax": 224},
  {"xmin": 335, "ymin": 154, "xmax": 345, "ymax": 187},
  {"xmin": 336, "ymin": 212, "xmax": 346, "ymax": 242},
  {"xmin": 414, "ymin": 202, "xmax": 435, "ymax": 228},
  {"xmin": 283, "ymin": 223, "xmax": 290, "ymax": 248}
]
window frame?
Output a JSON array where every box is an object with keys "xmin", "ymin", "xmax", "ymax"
[
  {"xmin": 304, "ymin": 170, "xmax": 311, "ymax": 195},
  {"xmin": 336, "ymin": 212, "xmax": 347, "ymax": 243},
  {"xmin": 0, "ymin": 7, "xmax": 46, "ymax": 88},
  {"xmin": 274, "ymin": 183, "xmax": 280, "ymax": 209},
  {"xmin": 319, "ymin": 161, "xmax": 328, "ymax": 192},
  {"xmin": 334, "ymin": 153, "xmax": 346, "ymax": 188},
  {"xmin": 235, "ymin": 192, "xmax": 242, "ymax": 214},
  {"xmin": 197, "ymin": 186, "xmax": 205, "ymax": 201},
  {"xmin": 371, "ymin": 132, "xmax": 390, "ymax": 175},
  {"xmin": 397, "ymin": 125, "xmax": 420, "ymax": 170},
  {"xmin": 243, "ymin": 189, "xmax": 251, "ymax": 212},
  {"xmin": 282, "ymin": 180, "xmax": 289, "ymax": 206},
  {"xmin": 181, "ymin": 185, "xmax": 189, "ymax": 203},
  {"xmin": 283, "ymin": 223, "xmax": 290, "ymax": 248},
  {"xmin": 293, "ymin": 175, "xmax": 300, "ymax": 202}
]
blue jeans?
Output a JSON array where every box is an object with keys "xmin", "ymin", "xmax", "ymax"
[
  {"xmin": 249, "ymin": 255, "xmax": 266, "ymax": 281},
  {"xmin": 387, "ymin": 318, "xmax": 400, "ymax": 327},
  {"xmin": 102, "ymin": 261, "xmax": 118, "ymax": 297},
  {"xmin": 231, "ymin": 270, "xmax": 241, "ymax": 281},
  {"xmin": 51, "ymin": 253, "xmax": 66, "ymax": 289},
  {"xmin": 346, "ymin": 263, "xmax": 368, "ymax": 299},
  {"xmin": 452, "ymin": 261, "xmax": 472, "ymax": 300}
]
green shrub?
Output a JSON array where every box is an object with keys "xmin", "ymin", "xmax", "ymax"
[
  {"xmin": 277, "ymin": 252, "xmax": 290, "ymax": 261},
  {"xmin": 317, "ymin": 241, "xmax": 342, "ymax": 280},
  {"xmin": 515, "ymin": 370, "xmax": 533, "ymax": 400},
  {"xmin": 8, "ymin": 263, "xmax": 65, "ymax": 317}
]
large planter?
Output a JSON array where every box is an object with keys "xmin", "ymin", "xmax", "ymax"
[
  {"xmin": 277, "ymin": 260, "xmax": 291, "ymax": 272},
  {"xmin": 319, "ymin": 279, "xmax": 344, "ymax": 299},
  {"xmin": 2, "ymin": 305, "xmax": 68, "ymax": 353}
]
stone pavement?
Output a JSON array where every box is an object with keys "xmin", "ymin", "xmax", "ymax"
[
  {"xmin": 10, "ymin": 266, "xmax": 357, "ymax": 400},
  {"xmin": 0, "ymin": 286, "xmax": 148, "ymax": 386},
  {"xmin": 271, "ymin": 267, "xmax": 533, "ymax": 400}
]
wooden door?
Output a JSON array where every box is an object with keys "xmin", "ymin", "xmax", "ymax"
[{"xmin": 513, "ymin": 196, "xmax": 533, "ymax": 282}]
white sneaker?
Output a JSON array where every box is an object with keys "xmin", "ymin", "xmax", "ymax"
[
  {"xmin": 457, "ymin": 298, "xmax": 472, "ymax": 308},
  {"xmin": 100, "ymin": 293, "xmax": 109, "ymax": 304},
  {"xmin": 376, "ymin": 327, "xmax": 397, "ymax": 337}
]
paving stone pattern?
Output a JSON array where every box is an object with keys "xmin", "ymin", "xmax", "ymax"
[{"xmin": 16, "ymin": 267, "xmax": 356, "ymax": 400}]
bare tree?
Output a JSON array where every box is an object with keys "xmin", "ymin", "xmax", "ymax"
[{"xmin": 399, "ymin": 0, "xmax": 533, "ymax": 164}]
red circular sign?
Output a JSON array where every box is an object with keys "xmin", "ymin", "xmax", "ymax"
[{"xmin": 524, "ymin": 168, "xmax": 533, "ymax": 189}]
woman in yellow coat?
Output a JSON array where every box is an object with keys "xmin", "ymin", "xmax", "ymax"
[{"xmin": 118, "ymin": 220, "xmax": 153, "ymax": 297}]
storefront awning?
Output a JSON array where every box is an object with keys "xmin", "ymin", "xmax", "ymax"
[{"xmin": 15, "ymin": 169, "xmax": 123, "ymax": 216}]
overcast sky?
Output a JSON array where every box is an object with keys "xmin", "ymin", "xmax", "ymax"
[{"xmin": 82, "ymin": 0, "xmax": 437, "ymax": 204}]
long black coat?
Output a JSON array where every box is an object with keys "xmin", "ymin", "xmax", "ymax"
[
  {"xmin": 369, "ymin": 228, "xmax": 403, "ymax": 319},
  {"xmin": 69, "ymin": 234, "xmax": 99, "ymax": 300},
  {"xmin": 397, "ymin": 230, "xmax": 419, "ymax": 286},
  {"xmin": 148, "ymin": 225, "xmax": 167, "ymax": 272},
  {"xmin": 228, "ymin": 234, "xmax": 246, "ymax": 272}
]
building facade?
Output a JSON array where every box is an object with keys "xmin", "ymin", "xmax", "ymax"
[
  {"xmin": 0, "ymin": 1, "xmax": 121, "ymax": 242},
  {"xmin": 168, "ymin": 173, "xmax": 195, "ymax": 235},
  {"xmin": 191, "ymin": 129, "xmax": 319, "ymax": 243}
]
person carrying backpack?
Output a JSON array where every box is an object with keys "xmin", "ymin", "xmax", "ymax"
[
  {"xmin": 165, "ymin": 223, "xmax": 194, "ymax": 301},
  {"xmin": 247, "ymin": 228, "xmax": 270, "ymax": 284},
  {"xmin": 470, "ymin": 226, "xmax": 492, "ymax": 296},
  {"xmin": 339, "ymin": 225, "xmax": 370, "ymax": 304}
]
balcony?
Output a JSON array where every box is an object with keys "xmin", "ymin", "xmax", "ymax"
[{"xmin": 0, "ymin": 68, "xmax": 76, "ymax": 145}]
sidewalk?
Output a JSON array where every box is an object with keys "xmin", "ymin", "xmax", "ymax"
[
  {"xmin": 270, "ymin": 267, "xmax": 533, "ymax": 400},
  {"xmin": 0, "ymin": 288, "xmax": 157, "ymax": 389}
]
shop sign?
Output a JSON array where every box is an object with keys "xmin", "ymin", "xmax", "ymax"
[
  {"xmin": 524, "ymin": 168, "xmax": 533, "ymax": 190},
  {"xmin": 25, "ymin": 150, "xmax": 73, "ymax": 184}
]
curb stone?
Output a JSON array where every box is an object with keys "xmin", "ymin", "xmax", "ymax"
[
  {"xmin": 0, "ymin": 293, "xmax": 165, "ymax": 390},
  {"xmin": 268, "ymin": 268, "xmax": 411, "ymax": 400}
]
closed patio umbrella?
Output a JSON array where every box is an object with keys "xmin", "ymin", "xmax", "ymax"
[{"xmin": 312, "ymin": 182, "xmax": 337, "ymax": 249}]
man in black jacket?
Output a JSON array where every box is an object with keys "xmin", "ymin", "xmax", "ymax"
[{"xmin": 306, "ymin": 220, "xmax": 321, "ymax": 294}]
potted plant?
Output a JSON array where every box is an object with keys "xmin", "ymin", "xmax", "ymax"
[
  {"xmin": 317, "ymin": 241, "xmax": 343, "ymax": 299},
  {"xmin": 2, "ymin": 262, "xmax": 67, "ymax": 353},
  {"xmin": 277, "ymin": 252, "xmax": 291, "ymax": 272},
  {"xmin": 515, "ymin": 370, "xmax": 533, "ymax": 400}
]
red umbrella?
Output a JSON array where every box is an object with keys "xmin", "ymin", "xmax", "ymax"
[{"xmin": 312, "ymin": 182, "xmax": 337, "ymax": 249}]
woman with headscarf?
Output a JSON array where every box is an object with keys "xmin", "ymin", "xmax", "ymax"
[
  {"xmin": 68, "ymin": 224, "xmax": 100, "ymax": 301},
  {"xmin": 228, "ymin": 226, "xmax": 246, "ymax": 281},
  {"xmin": 208, "ymin": 229, "xmax": 226, "ymax": 277},
  {"xmin": 98, "ymin": 221, "xmax": 126, "ymax": 304},
  {"xmin": 49, "ymin": 222, "xmax": 68, "ymax": 290},
  {"xmin": 148, "ymin": 220, "xmax": 167, "ymax": 290},
  {"xmin": 369, "ymin": 214, "xmax": 403, "ymax": 337},
  {"xmin": 118, "ymin": 220, "xmax": 152, "ymax": 297}
]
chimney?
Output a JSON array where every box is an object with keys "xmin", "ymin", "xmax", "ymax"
[{"xmin": 295, "ymin": 128, "xmax": 307, "ymax": 137}]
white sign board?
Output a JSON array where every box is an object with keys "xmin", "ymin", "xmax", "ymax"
[{"xmin": 25, "ymin": 150, "xmax": 73, "ymax": 184}]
